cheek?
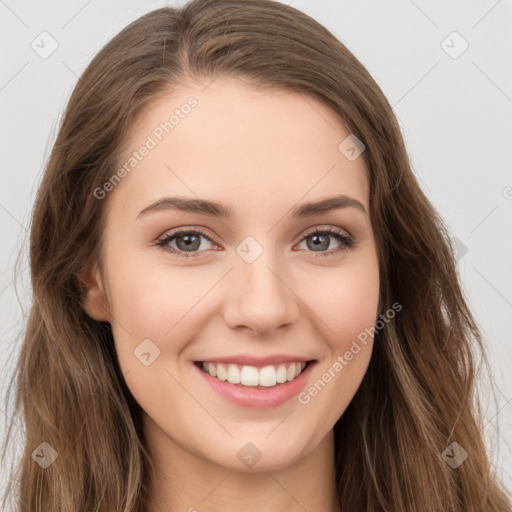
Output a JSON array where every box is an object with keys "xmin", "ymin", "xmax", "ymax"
[
  {"xmin": 293, "ymin": 261, "xmax": 379, "ymax": 428},
  {"xmin": 304, "ymin": 257, "xmax": 380, "ymax": 348},
  {"xmin": 105, "ymin": 255, "xmax": 207, "ymax": 367}
]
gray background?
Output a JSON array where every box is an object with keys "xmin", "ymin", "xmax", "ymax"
[{"xmin": 1, "ymin": 0, "xmax": 511, "ymax": 501}]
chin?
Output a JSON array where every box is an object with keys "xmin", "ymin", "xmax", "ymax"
[{"xmin": 203, "ymin": 433, "xmax": 310, "ymax": 473}]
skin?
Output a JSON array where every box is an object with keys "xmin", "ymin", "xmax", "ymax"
[{"xmin": 82, "ymin": 76, "xmax": 380, "ymax": 512}]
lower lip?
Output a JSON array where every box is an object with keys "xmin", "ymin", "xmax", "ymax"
[{"xmin": 193, "ymin": 361, "xmax": 316, "ymax": 408}]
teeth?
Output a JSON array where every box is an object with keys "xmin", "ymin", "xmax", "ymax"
[
  {"xmin": 276, "ymin": 364, "xmax": 287, "ymax": 383},
  {"xmin": 216, "ymin": 363, "xmax": 227, "ymax": 381},
  {"xmin": 199, "ymin": 361, "xmax": 309, "ymax": 388},
  {"xmin": 259, "ymin": 366, "xmax": 276, "ymax": 387},
  {"xmin": 227, "ymin": 364, "xmax": 241, "ymax": 384},
  {"xmin": 240, "ymin": 365, "xmax": 259, "ymax": 386}
]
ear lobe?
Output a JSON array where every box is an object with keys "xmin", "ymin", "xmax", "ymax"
[{"xmin": 79, "ymin": 263, "xmax": 111, "ymax": 323}]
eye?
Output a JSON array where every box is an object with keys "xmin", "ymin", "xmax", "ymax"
[
  {"xmin": 155, "ymin": 228, "xmax": 217, "ymax": 259},
  {"xmin": 155, "ymin": 226, "xmax": 356, "ymax": 259},
  {"xmin": 295, "ymin": 226, "xmax": 355, "ymax": 258}
]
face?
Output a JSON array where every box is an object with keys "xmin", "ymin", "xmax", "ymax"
[{"xmin": 83, "ymin": 77, "xmax": 380, "ymax": 473}]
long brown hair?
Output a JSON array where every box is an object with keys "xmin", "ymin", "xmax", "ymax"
[{"xmin": 2, "ymin": 0, "xmax": 510, "ymax": 510}]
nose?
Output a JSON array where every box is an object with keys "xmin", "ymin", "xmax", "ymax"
[{"xmin": 222, "ymin": 249, "xmax": 300, "ymax": 336}]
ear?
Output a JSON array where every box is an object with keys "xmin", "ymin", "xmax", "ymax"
[{"xmin": 79, "ymin": 262, "xmax": 112, "ymax": 323}]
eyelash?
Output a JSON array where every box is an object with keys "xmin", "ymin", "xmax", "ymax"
[{"xmin": 155, "ymin": 226, "xmax": 356, "ymax": 259}]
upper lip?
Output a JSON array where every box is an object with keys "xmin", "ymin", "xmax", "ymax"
[{"xmin": 195, "ymin": 354, "xmax": 315, "ymax": 367}]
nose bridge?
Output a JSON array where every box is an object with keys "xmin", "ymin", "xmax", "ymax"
[{"xmin": 223, "ymin": 233, "xmax": 299, "ymax": 334}]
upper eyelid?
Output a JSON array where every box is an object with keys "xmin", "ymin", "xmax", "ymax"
[
  {"xmin": 300, "ymin": 225, "xmax": 352, "ymax": 239},
  {"xmin": 158, "ymin": 225, "xmax": 352, "ymax": 244}
]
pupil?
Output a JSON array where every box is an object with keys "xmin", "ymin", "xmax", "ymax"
[
  {"xmin": 178, "ymin": 234, "xmax": 200, "ymax": 251},
  {"xmin": 308, "ymin": 233, "xmax": 328, "ymax": 251}
]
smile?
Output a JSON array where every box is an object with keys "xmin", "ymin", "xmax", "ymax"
[
  {"xmin": 193, "ymin": 358, "xmax": 317, "ymax": 408},
  {"xmin": 195, "ymin": 361, "xmax": 310, "ymax": 388}
]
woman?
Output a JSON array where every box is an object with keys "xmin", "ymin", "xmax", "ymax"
[{"xmin": 2, "ymin": 0, "xmax": 510, "ymax": 510}]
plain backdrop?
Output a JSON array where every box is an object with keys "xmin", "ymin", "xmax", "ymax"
[{"xmin": 1, "ymin": 0, "xmax": 511, "ymax": 501}]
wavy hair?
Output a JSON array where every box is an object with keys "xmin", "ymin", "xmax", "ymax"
[{"xmin": 2, "ymin": 0, "xmax": 511, "ymax": 510}]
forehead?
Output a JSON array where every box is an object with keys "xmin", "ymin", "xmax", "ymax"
[{"xmin": 108, "ymin": 77, "xmax": 369, "ymax": 222}]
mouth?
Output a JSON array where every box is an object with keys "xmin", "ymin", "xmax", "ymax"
[{"xmin": 193, "ymin": 360, "xmax": 316, "ymax": 389}]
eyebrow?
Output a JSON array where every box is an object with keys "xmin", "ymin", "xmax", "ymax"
[{"xmin": 136, "ymin": 194, "xmax": 368, "ymax": 220}]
